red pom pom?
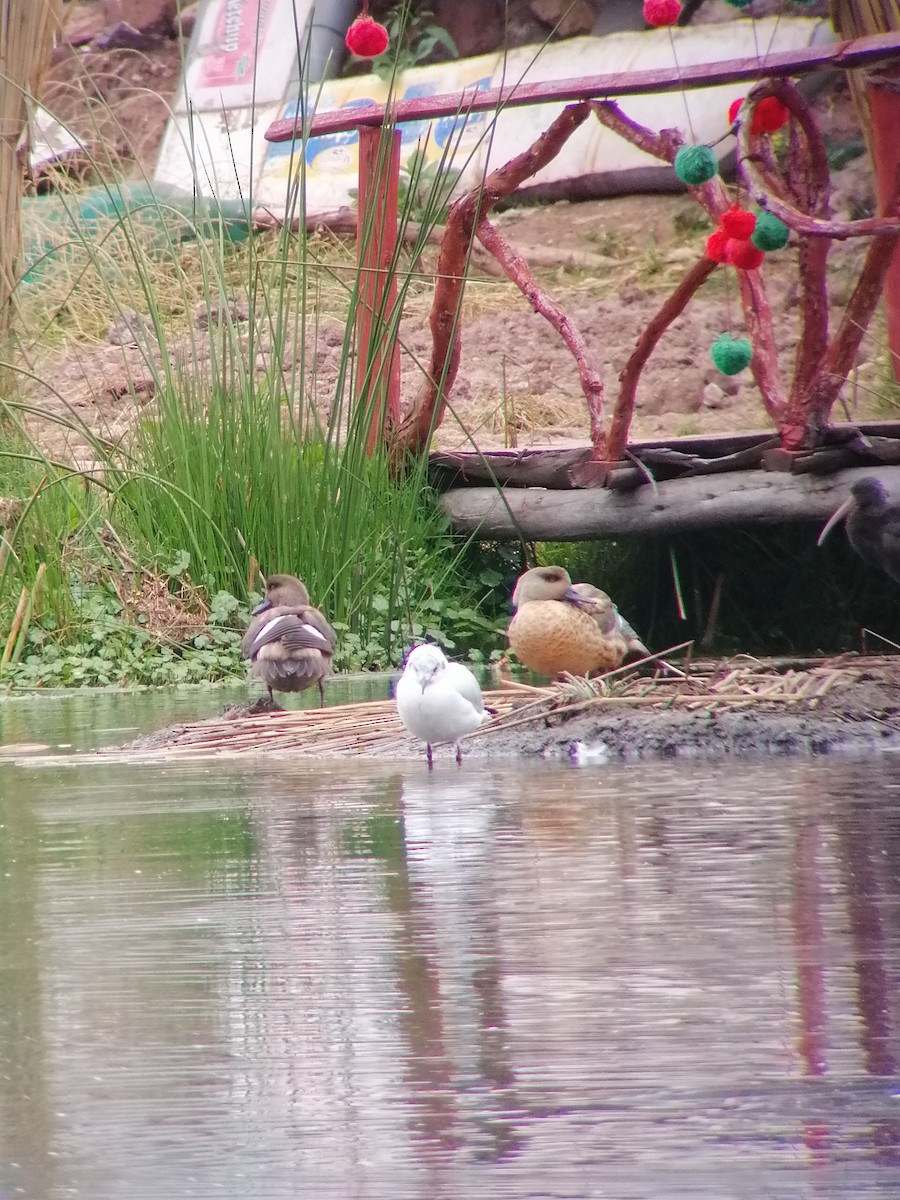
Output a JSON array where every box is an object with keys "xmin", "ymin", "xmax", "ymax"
[
  {"xmin": 721, "ymin": 204, "xmax": 756, "ymax": 240},
  {"xmin": 727, "ymin": 97, "xmax": 743, "ymax": 125},
  {"xmin": 751, "ymin": 97, "xmax": 788, "ymax": 135},
  {"xmin": 725, "ymin": 238, "xmax": 765, "ymax": 271},
  {"xmin": 642, "ymin": 0, "xmax": 682, "ymax": 26},
  {"xmin": 705, "ymin": 230, "xmax": 729, "ymax": 263},
  {"xmin": 345, "ymin": 14, "xmax": 389, "ymax": 57}
]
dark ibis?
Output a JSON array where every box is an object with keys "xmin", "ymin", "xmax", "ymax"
[{"xmin": 817, "ymin": 477, "xmax": 900, "ymax": 585}]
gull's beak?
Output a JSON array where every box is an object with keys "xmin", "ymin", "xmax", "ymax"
[
  {"xmin": 817, "ymin": 496, "xmax": 855, "ymax": 546},
  {"xmin": 419, "ymin": 663, "xmax": 439, "ymax": 692}
]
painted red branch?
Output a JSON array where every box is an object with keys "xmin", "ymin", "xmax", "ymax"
[
  {"xmin": 593, "ymin": 99, "xmax": 788, "ymax": 426},
  {"xmin": 475, "ymin": 217, "xmax": 607, "ymax": 453},
  {"xmin": 790, "ymin": 237, "xmax": 830, "ymax": 406},
  {"xmin": 740, "ymin": 81, "xmax": 900, "ymax": 239},
  {"xmin": 795, "ymin": 239, "xmax": 900, "ymax": 446},
  {"xmin": 741, "ymin": 81, "xmax": 832, "ymax": 408},
  {"xmin": 394, "ymin": 102, "xmax": 592, "ymax": 454},
  {"xmin": 781, "ymin": 163, "xmax": 900, "ymax": 450},
  {"xmin": 589, "ymin": 99, "xmax": 682, "ymax": 163},
  {"xmin": 609, "ymin": 256, "xmax": 717, "ymax": 463},
  {"xmin": 733, "ymin": 269, "xmax": 789, "ymax": 426}
]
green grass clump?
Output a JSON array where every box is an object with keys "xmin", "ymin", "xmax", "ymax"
[{"xmin": 0, "ymin": 62, "xmax": 510, "ymax": 686}]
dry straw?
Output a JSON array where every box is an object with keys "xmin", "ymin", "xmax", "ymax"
[{"xmin": 97, "ymin": 653, "xmax": 869, "ymax": 763}]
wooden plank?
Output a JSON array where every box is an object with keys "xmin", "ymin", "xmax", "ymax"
[
  {"xmin": 428, "ymin": 446, "xmax": 592, "ymax": 489},
  {"xmin": 440, "ymin": 465, "xmax": 900, "ymax": 540},
  {"xmin": 265, "ymin": 31, "xmax": 900, "ymax": 142},
  {"xmin": 428, "ymin": 423, "xmax": 900, "ymax": 489}
]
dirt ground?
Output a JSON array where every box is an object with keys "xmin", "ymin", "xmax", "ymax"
[{"xmin": 25, "ymin": 5, "xmax": 891, "ymax": 465}]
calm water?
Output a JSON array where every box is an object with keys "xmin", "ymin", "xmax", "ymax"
[{"xmin": 1, "ymin": 689, "xmax": 900, "ymax": 1199}]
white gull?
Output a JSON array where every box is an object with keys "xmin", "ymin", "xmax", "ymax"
[{"xmin": 395, "ymin": 644, "xmax": 489, "ymax": 767}]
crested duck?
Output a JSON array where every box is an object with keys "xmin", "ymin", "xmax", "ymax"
[
  {"xmin": 395, "ymin": 643, "xmax": 489, "ymax": 768},
  {"xmin": 507, "ymin": 565, "xmax": 649, "ymax": 678},
  {"xmin": 818, "ymin": 477, "xmax": 900, "ymax": 586},
  {"xmin": 241, "ymin": 573, "xmax": 336, "ymax": 708}
]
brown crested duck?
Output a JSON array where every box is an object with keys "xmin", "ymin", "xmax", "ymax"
[{"xmin": 241, "ymin": 574, "xmax": 336, "ymax": 708}]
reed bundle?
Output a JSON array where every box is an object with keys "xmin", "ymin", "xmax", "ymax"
[
  {"xmin": 104, "ymin": 654, "xmax": 878, "ymax": 762},
  {"xmin": 0, "ymin": 0, "xmax": 61, "ymax": 339}
]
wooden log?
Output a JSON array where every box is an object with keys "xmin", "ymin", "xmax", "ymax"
[
  {"xmin": 440, "ymin": 465, "xmax": 900, "ymax": 540},
  {"xmin": 428, "ymin": 446, "xmax": 592, "ymax": 489},
  {"xmin": 428, "ymin": 423, "xmax": 900, "ymax": 490}
]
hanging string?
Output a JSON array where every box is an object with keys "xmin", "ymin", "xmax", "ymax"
[{"xmin": 642, "ymin": 0, "xmax": 696, "ymax": 142}]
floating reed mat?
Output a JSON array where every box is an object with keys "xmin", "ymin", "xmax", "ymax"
[{"xmin": 105, "ymin": 654, "xmax": 884, "ymax": 761}]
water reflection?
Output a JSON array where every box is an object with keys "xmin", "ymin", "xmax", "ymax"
[{"xmin": 0, "ymin": 745, "xmax": 899, "ymax": 1198}]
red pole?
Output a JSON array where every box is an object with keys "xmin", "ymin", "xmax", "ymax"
[
  {"xmin": 355, "ymin": 125, "xmax": 401, "ymax": 456},
  {"xmin": 869, "ymin": 75, "xmax": 900, "ymax": 383}
]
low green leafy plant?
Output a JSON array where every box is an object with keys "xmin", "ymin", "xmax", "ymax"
[
  {"xmin": 6, "ymin": 580, "xmax": 248, "ymax": 688},
  {"xmin": 371, "ymin": 3, "xmax": 458, "ymax": 81}
]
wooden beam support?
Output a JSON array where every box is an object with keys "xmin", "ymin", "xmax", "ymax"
[
  {"xmin": 440, "ymin": 466, "xmax": 900, "ymax": 540},
  {"xmin": 355, "ymin": 126, "xmax": 401, "ymax": 456},
  {"xmin": 266, "ymin": 31, "xmax": 900, "ymax": 143}
]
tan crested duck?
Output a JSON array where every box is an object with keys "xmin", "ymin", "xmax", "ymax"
[
  {"xmin": 506, "ymin": 565, "xmax": 649, "ymax": 678},
  {"xmin": 241, "ymin": 574, "xmax": 336, "ymax": 708}
]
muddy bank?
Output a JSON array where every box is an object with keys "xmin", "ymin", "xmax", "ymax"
[
  {"xmin": 118, "ymin": 657, "xmax": 900, "ymax": 764},
  {"xmin": 474, "ymin": 706, "xmax": 900, "ymax": 763}
]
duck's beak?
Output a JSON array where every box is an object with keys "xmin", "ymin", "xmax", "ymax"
[
  {"xmin": 817, "ymin": 496, "xmax": 855, "ymax": 546},
  {"xmin": 563, "ymin": 586, "xmax": 590, "ymax": 608},
  {"xmin": 251, "ymin": 598, "xmax": 272, "ymax": 616}
]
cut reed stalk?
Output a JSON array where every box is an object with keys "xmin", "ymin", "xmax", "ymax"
[
  {"xmin": 0, "ymin": 0, "xmax": 62, "ymax": 343},
  {"xmin": 1, "ymin": 582, "xmax": 29, "ymax": 670},
  {"xmin": 10, "ymin": 558, "xmax": 43, "ymax": 663}
]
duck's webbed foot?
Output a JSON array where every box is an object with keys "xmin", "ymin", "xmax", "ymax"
[{"xmin": 248, "ymin": 694, "xmax": 283, "ymax": 715}]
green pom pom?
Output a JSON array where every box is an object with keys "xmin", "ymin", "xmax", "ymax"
[
  {"xmin": 751, "ymin": 211, "xmax": 790, "ymax": 251},
  {"xmin": 711, "ymin": 333, "xmax": 752, "ymax": 376},
  {"xmin": 674, "ymin": 145, "xmax": 718, "ymax": 186},
  {"xmin": 723, "ymin": 0, "xmax": 753, "ymax": 7}
]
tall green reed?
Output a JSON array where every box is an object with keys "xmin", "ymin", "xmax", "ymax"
[{"xmin": 1, "ymin": 8, "xmax": 510, "ymax": 672}]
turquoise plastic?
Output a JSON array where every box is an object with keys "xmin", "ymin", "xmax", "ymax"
[{"xmin": 22, "ymin": 182, "xmax": 251, "ymax": 283}]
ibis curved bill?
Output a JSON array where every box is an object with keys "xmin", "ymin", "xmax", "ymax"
[{"xmin": 817, "ymin": 478, "xmax": 900, "ymax": 586}]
